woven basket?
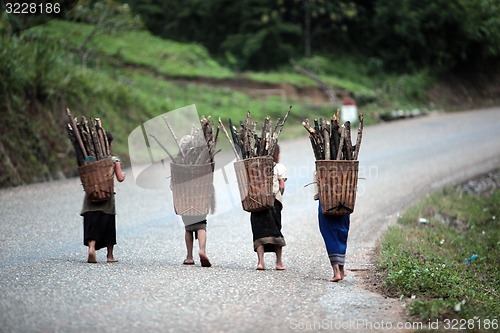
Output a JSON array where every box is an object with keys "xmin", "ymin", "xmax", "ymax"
[
  {"xmin": 234, "ymin": 156, "xmax": 274, "ymax": 212},
  {"xmin": 170, "ymin": 162, "xmax": 214, "ymax": 216},
  {"xmin": 78, "ymin": 157, "xmax": 114, "ymax": 202},
  {"xmin": 316, "ymin": 160, "xmax": 359, "ymax": 215}
]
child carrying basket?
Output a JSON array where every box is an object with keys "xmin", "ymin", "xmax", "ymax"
[
  {"xmin": 165, "ymin": 115, "xmax": 218, "ymax": 268},
  {"xmin": 66, "ymin": 108, "xmax": 125, "ymax": 264},
  {"xmin": 220, "ymin": 107, "xmax": 291, "ymax": 270}
]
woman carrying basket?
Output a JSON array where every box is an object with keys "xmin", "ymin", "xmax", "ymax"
[
  {"xmin": 81, "ymin": 131, "xmax": 125, "ymax": 263},
  {"xmin": 314, "ymin": 174, "xmax": 350, "ymax": 282},
  {"xmin": 250, "ymin": 144, "xmax": 287, "ymax": 270}
]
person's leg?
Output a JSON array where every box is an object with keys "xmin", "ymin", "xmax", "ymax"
[
  {"xmin": 184, "ymin": 231, "xmax": 195, "ymax": 264},
  {"xmin": 106, "ymin": 245, "xmax": 118, "ymax": 263},
  {"xmin": 328, "ymin": 263, "xmax": 343, "ymax": 282},
  {"xmin": 339, "ymin": 265, "xmax": 347, "ymax": 278},
  {"xmin": 197, "ymin": 229, "xmax": 211, "ymax": 267},
  {"xmin": 275, "ymin": 245, "xmax": 286, "ymax": 270},
  {"xmin": 87, "ymin": 240, "xmax": 97, "ymax": 263},
  {"xmin": 256, "ymin": 245, "xmax": 265, "ymax": 270}
]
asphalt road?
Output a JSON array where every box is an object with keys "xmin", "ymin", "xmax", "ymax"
[{"xmin": 1, "ymin": 107, "xmax": 499, "ymax": 333}]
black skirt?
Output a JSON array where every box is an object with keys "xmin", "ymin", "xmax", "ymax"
[
  {"xmin": 250, "ymin": 200, "xmax": 286, "ymax": 252},
  {"xmin": 83, "ymin": 211, "xmax": 116, "ymax": 250}
]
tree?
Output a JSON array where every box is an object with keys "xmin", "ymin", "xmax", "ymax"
[{"xmin": 369, "ymin": 0, "xmax": 500, "ymax": 72}]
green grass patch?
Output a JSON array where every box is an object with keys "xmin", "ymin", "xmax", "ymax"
[
  {"xmin": 377, "ymin": 184, "xmax": 500, "ymax": 327},
  {"xmin": 34, "ymin": 20, "xmax": 234, "ymax": 79}
]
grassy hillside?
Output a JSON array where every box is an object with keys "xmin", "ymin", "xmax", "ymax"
[{"xmin": 1, "ymin": 19, "xmax": 486, "ymax": 187}]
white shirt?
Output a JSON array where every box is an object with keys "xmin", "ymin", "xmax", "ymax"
[{"xmin": 273, "ymin": 163, "xmax": 287, "ymax": 203}]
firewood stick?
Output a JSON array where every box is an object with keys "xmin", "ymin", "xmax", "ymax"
[
  {"xmin": 269, "ymin": 105, "xmax": 291, "ymax": 156},
  {"xmin": 81, "ymin": 130, "xmax": 95, "ymax": 159},
  {"xmin": 66, "ymin": 124, "xmax": 85, "ymax": 166},
  {"xmin": 96, "ymin": 118, "xmax": 109, "ymax": 156},
  {"xmin": 148, "ymin": 134, "xmax": 176, "ymax": 161},
  {"xmin": 89, "ymin": 118, "xmax": 103, "ymax": 160},
  {"xmin": 91, "ymin": 118, "xmax": 103, "ymax": 159},
  {"xmin": 302, "ymin": 120, "xmax": 321, "ymax": 160},
  {"xmin": 202, "ymin": 120, "xmax": 215, "ymax": 164},
  {"xmin": 331, "ymin": 113, "xmax": 340, "ymax": 159},
  {"xmin": 322, "ymin": 118, "xmax": 331, "ymax": 160},
  {"xmin": 212, "ymin": 126, "xmax": 220, "ymax": 154},
  {"xmin": 228, "ymin": 119, "xmax": 238, "ymax": 148},
  {"xmin": 66, "ymin": 108, "xmax": 87, "ymax": 158},
  {"xmin": 265, "ymin": 125, "xmax": 271, "ymax": 154},
  {"xmin": 244, "ymin": 111, "xmax": 251, "ymax": 159},
  {"xmin": 96, "ymin": 119, "xmax": 106, "ymax": 156},
  {"xmin": 219, "ymin": 118, "xmax": 241, "ymax": 160},
  {"xmin": 314, "ymin": 119, "xmax": 320, "ymax": 139},
  {"xmin": 258, "ymin": 117, "xmax": 269, "ymax": 156},
  {"xmin": 353, "ymin": 113, "xmax": 364, "ymax": 160},
  {"xmin": 162, "ymin": 115, "xmax": 184, "ymax": 157},
  {"xmin": 79, "ymin": 117, "xmax": 95, "ymax": 159},
  {"xmin": 336, "ymin": 126, "xmax": 345, "ymax": 160},
  {"xmin": 344, "ymin": 121, "xmax": 353, "ymax": 160}
]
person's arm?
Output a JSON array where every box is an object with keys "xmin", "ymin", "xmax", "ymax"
[
  {"xmin": 279, "ymin": 178, "xmax": 285, "ymax": 195},
  {"xmin": 114, "ymin": 161, "xmax": 125, "ymax": 182}
]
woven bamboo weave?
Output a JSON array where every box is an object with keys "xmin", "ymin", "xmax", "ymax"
[
  {"xmin": 234, "ymin": 156, "xmax": 274, "ymax": 212},
  {"xmin": 316, "ymin": 160, "xmax": 359, "ymax": 215},
  {"xmin": 170, "ymin": 162, "xmax": 214, "ymax": 216},
  {"xmin": 77, "ymin": 157, "xmax": 114, "ymax": 202}
]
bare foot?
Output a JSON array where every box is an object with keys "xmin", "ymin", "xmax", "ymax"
[
  {"xmin": 106, "ymin": 257, "xmax": 118, "ymax": 263},
  {"xmin": 328, "ymin": 276, "xmax": 343, "ymax": 282},
  {"xmin": 87, "ymin": 250, "xmax": 97, "ymax": 264},
  {"xmin": 329, "ymin": 263, "xmax": 343, "ymax": 282},
  {"xmin": 275, "ymin": 264, "xmax": 286, "ymax": 270},
  {"xmin": 183, "ymin": 259, "xmax": 195, "ymax": 265},
  {"xmin": 199, "ymin": 252, "xmax": 211, "ymax": 267},
  {"xmin": 256, "ymin": 263, "xmax": 265, "ymax": 270}
]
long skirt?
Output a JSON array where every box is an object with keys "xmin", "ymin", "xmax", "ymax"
[
  {"xmin": 83, "ymin": 211, "xmax": 116, "ymax": 250},
  {"xmin": 250, "ymin": 199, "xmax": 286, "ymax": 252},
  {"xmin": 318, "ymin": 202, "xmax": 350, "ymax": 265}
]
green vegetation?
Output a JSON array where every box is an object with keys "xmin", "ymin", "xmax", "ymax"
[
  {"xmin": 1, "ymin": 0, "xmax": 499, "ymax": 187},
  {"xmin": 127, "ymin": 0, "xmax": 500, "ymax": 72},
  {"xmin": 377, "ymin": 182, "xmax": 499, "ymax": 327},
  {"xmin": 36, "ymin": 20, "xmax": 234, "ymax": 79}
]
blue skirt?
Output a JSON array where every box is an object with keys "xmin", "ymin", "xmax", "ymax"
[{"xmin": 318, "ymin": 202, "xmax": 350, "ymax": 265}]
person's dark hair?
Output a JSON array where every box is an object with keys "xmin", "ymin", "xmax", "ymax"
[
  {"xmin": 272, "ymin": 144, "xmax": 280, "ymax": 163},
  {"xmin": 105, "ymin": 130, "xmax": 113, "ymax": 144}
]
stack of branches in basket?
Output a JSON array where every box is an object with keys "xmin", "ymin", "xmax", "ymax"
[
  {"xmin": 303, "ymin": 109, "xmax": 363, "ymax": 161},
  {"xmin": 66, "ymin": 108, "xmax": 110, "ymax": 166},
  {"xmin": 160, "ymin": 115, "xmax": 219, "ymax": 165},
  {"xmin": 219, "ymin": 106, "xmax": 292, "ymax": 160}
]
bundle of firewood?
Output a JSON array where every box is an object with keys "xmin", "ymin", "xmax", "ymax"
[
  {"xmin": 66, "ymin": 108, "xmax": 110, "ymax": 166},
  {"xmin": 303, "ymin": 110, "xmax": 363, "ymax": 161},
  {"xmin": 150, "ymin": 115, "xmax": 219, "ymax": 166},
  {"xmin": 219, "ymin": 106, "xmax": 291, "ymax": 160}
]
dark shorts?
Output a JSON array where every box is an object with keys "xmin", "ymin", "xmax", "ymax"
[
  {"xmin": 83, "ymin": 211, "xmax": 116, "ymax": 250},
  {"xmin": 250, "ymin": 200, "xmax": 286, "ymax": 252},
  {"xmin": 184, "ymin": 221, "xmax": 207, "ymax": 232}
]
